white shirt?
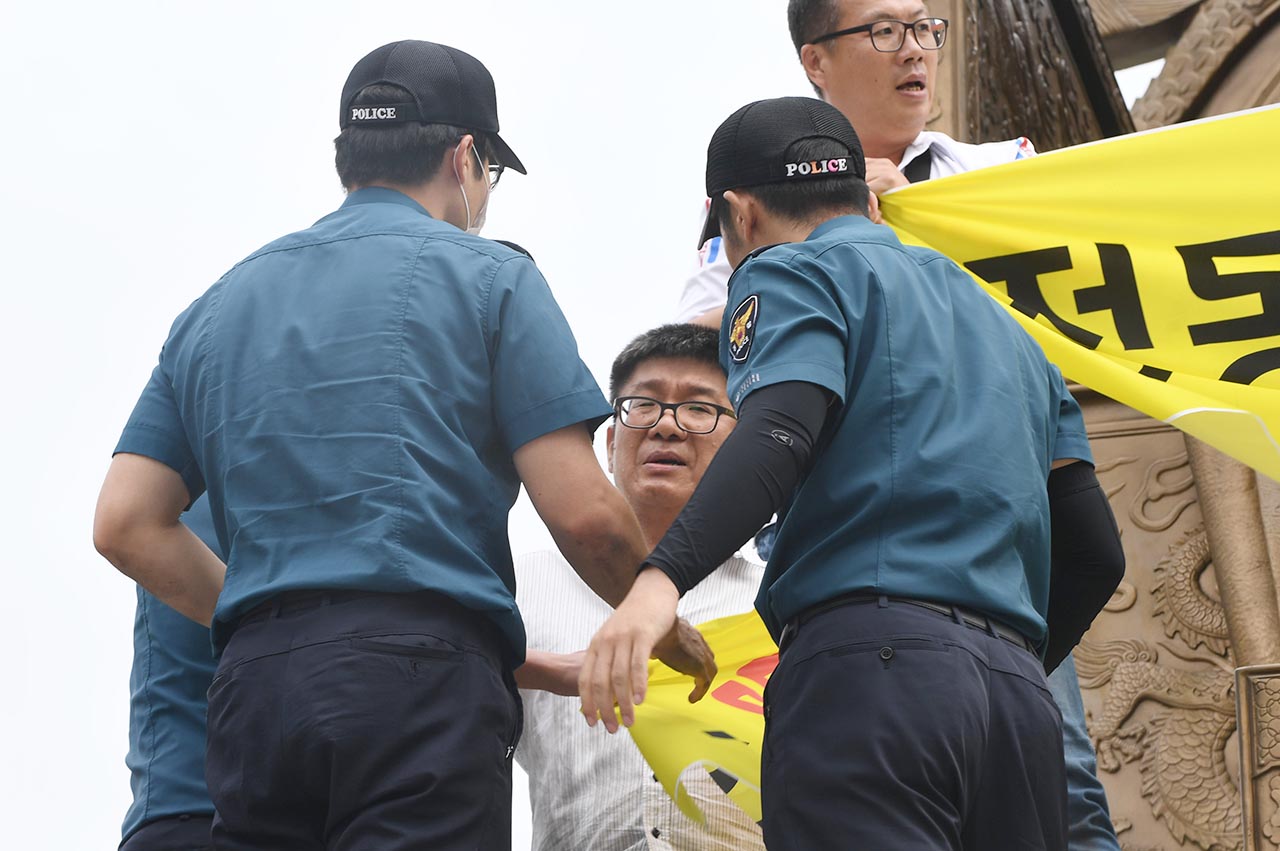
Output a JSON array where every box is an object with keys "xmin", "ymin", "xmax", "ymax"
[
  {"xmin": 900, "ymin": 129, "xmax": 1035, "ymax": 178},
  {"xmin": 674, "ymin": 130, "xmax": 1037, "ymax": 323},
  {"xmin": 515, "ymin": 550, "xmax": 766, "ymax": 851}
]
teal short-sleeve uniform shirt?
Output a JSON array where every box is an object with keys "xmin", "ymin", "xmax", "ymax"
[
  {"xmin": 722, "ymin": 216, "xmax": 1091, "ymax": 645},
  {"xmin": 115, "ymin": 189, "xmax": 610, "ymax": 659}
]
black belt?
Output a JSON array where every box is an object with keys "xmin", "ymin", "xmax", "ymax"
[
  {"xmin": 782, "ymin": 593, "xmax": 1035, "ymax": 653},
  {"xmin": 230, "ymin": 588, "xmax": 516, "ymax": 669},
  {"xmin": 238, "ymin": 588, "xmax": 456, "ymax": 628}
]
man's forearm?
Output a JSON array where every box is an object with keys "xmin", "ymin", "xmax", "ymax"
[
  {"xmin": 95, "ymin": 452, "xmax": 224, "ymax": 626},
  {"xmin": 99, "ymin": 522, "xmax": 225, "ymax": 626},
  {"xmin": 515, "ymin": 423, "xmax": 650, "ymax": 608},
  {"xmin": 514, "ymin": 649, "xmax": 583, "ymax": 696},
  {"xmin": 547, "ymin": 484, "xmax": 649, "ymax": 607},
  {"xmin": 1043, "ymin": 462, "xmax": 1126, "ymax": 672}
]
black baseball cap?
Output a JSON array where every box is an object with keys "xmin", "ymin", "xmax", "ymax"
[
  {"xmin": 699, "ymin": 96, "xmax": 865, "ymax": 247},
  {"xmin": 340, "ymin": 40, "xmax": 526, "ymax": 174}
]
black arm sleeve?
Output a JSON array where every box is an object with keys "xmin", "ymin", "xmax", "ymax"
[
  {"xmin": 1042, "ymin": 461, "xmax": 1126, "ymax": 674},
  {"xmin": 645, "ymin": 381, "xmax": 831, "ymax": 595}
]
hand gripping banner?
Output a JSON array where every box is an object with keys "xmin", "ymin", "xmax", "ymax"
[
  {"xmin": 629, "ymin": 610, "xmax": 777, "ymax": 824},
  {"xmin": 881, "ymin": 104, "xmax": 1280, "ymax": 480}
]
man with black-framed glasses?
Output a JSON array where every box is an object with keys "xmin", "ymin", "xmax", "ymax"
[
  {"xmin": 514, "ymin": 324, "xmax": 766, "ymax": 851},
  {"xmin": 807, "ymin": 16, "xmax": 947, "ymax": 53},
  {"xmin": 614, "ymin": 396, "xmax": 737, "ymax": 435},
  {"xmin": 677, "ymin": 1, "xmax": 1035, "ymax": 327},
  {"xmin": 787, "ymin": 0, "xmax": 1034, "ymax": 199}
]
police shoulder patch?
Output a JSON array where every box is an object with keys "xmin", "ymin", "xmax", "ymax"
[{"xmin": 729, "ymin": 294, "xmax": 759, "ymax": 363}]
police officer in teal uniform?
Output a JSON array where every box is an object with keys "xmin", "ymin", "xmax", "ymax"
[
  {"xmin": 580, "ymin": 97, "xmax": 1125, "ymax": 850},
  {"xmin": 119, "ymin": 496, "xmax": 219, "ymax": 851},
  {"xmin": 94, "ymin": 40, "xmax": 711, "ymax": 849}
]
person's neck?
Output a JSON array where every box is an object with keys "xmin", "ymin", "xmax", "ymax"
[
  {"xmin": 863, "ymin": 131, "xmax": 921, "ymax": 168},
  {"xmin": 756, "ymin": 216, "xmax": 840, "ymax": 250},
  {"xmin": 352, "ymin": 179, "xmax": 459, "ymax": 226},
  {"xmin": 881, "ymin": 145, "xmax": 909, "ymax": 167},
  {"xmin": 631, "ymin": 497, "xmax": 686, "ymax": 551}
]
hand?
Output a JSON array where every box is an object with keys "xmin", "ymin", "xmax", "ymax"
[
  {"xmin": 691, "ymin": 306, "xmax": 724, "ymax": 330},
  {"xmin": 653, "ymin": 617, "xmax": 717, "ymax": 703},
  {"xmin": 579, "ymin": 568, "xmax": 680, "ymax": 733},
  {"xmin": 864, "ymin": 157, "xmax": 910, "ymax": 196}
]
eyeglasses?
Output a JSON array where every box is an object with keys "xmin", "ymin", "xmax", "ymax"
[
  {"xmin": 810, "ymin": 17, "xmax": 948, "ymax": 52},
  {"xmin": 474, "ymin": 147, "xmax": 504, "ymax": 190},
  {"xmin": 614, "ymin": 396, "xmax": 737, "ymax": 434}
]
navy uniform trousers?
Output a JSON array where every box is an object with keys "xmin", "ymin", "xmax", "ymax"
[
  {"xmin": 120, "ymin": 815, "xmax": 213, "ymax": 851},
  {"xmin": 205, "ymin": 590, "xmax": 521, "ymax": 851},
  {"xmin": 762, "ymin": 597, "xmax": 1067, "ymax": 851}
]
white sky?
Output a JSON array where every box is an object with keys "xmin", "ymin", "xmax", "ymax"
[
  {"xmin": 1116, "ymin": 57, "xmax": 1166, "ymax": 106},
  {"xmin": 0, "ymin": 3, "xmax": 1160, "ymax": 846}
]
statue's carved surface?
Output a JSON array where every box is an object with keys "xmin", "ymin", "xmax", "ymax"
[
  {"xmin": 1068, "ymin": 389, "xmax": 1279, "ymax": 850},
  {"xmin": 1151, "ymin": 527, "xmax": 1229, "ymax": 656},
  {"xmin": 1098, "ymin": 0, "xmax": 1280, "ymax": 129},
  {"xmin": 1069, "ymin": 397, "xmax": 1280, "ymax": 850},
  {"xmin": 1077, "ymin": 629, "xmax": 1239, "ymax": 849},
  {"xmin": 965, "ymin": 0, "xmax": 1117, "ymax": 146},
  {"xmin": 1238, "ymin": 667, "xmax": 1280, "ymax": 848}
]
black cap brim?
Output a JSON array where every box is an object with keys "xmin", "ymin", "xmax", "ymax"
[
  {"xmin": 698, "ymin": 196, "xmax": 721, "ymax": 249},
  {"xmin": 489, "ymin": 132, "xmax": 526, "ymax": 175}
]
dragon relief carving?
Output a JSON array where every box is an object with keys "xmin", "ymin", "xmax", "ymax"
[
  {"xmin": 1153, "ymin": 527, "xmax": 1231, "ymax": 657},
  {"xmin": 1130, "ymin": 454, "xmax": 1197, "ymax": 535},
  {"xmin": 1076, "ymin": 637, "xmax": 1238, "ymax": 849},
  {"xmin": 1077, "ymin": 525, "xmax": 1241, "ymax": 850}
]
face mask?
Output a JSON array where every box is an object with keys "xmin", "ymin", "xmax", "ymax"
[{"xmin": 454, "ymin": 145, "xmax": 491, "ymax": 235}]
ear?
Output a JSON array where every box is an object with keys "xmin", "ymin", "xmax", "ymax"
[
  {"xmin": 799, "ymin": 43, "xmax": 828, "ymax": 94},
  {"xmin": 453, "ymin": 133, "xmax": 477, "ymax": 178},
  {"xmin": 605, "ymin": 423, "xmax": 616, "ymax": 474},
  {"xmin": 722, "ymin": 190, "xmax": 757, "ymax": 244}
]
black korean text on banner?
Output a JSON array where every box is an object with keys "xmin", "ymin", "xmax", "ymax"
[{"xmin": 964, "ymin": 230, "xmax": 1280, "ymax": 385}]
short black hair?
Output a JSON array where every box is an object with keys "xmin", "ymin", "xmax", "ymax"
[
  {"xmin": 334, "ymin": 84, "xmax": 493, "ymax": 190},
  {"xmin": 716, "ymin": 137, "xmax": 870, "ymax": 237},
  {"xmin": 788, "ymin": 0, "xmax": 844, "ymax": 95},
  {"xmin": 609, "ymin": 324, "xmax": 722, "ymax": 402}
]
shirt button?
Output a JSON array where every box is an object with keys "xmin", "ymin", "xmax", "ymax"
[{"xmin": 652, "ymin": 827, "xmax": 661, "ymax": 838}]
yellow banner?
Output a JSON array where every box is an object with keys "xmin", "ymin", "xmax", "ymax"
[
  {"xmin": 630, "ymin": 610, "xmax": 776, "ymax": 824},
  {"xmin": 880, "ymin": 105, "xmax": 1280, "ymax": 480}
]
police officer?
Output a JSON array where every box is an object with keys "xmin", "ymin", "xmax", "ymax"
[
  {"xmin": 678, "ymin": 6, "xmax": 1122, "ymax": 846},
  {"xmin": 118, "ymin": 496, "xmax": 219, "ymax": 851},
  {"xmin": 581, "ymin": 97, "xmax": 1124, "ymax": 850},
  {"xmin": 94, "ymin": 40, "xmax": 713, "ymax": 849}
]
